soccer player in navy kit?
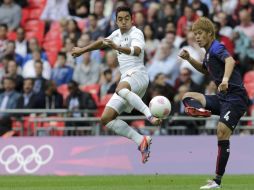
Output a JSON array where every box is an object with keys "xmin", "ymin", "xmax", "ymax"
[{"xmin": 179, "ymin": 17, "xmax": 249, "ymax": 189}]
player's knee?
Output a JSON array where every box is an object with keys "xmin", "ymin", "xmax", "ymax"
[
  {"xmin": 217, "ymin": 123, "xmax": 231, "ymax": 140},
  {"xmin": 100, "ymin": 115, "xmax": 111, "ymax": 126},
  {"xmin": 116, "ymin": 88, "xmax": 130, "ymax": 99}
]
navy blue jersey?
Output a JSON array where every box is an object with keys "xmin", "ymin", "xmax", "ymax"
[{"xmin": 202, "ymin": 40, "xmax": 248, "ymax": 104}]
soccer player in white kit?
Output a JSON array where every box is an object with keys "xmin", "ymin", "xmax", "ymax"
[{"xmin": 71, "ymin": 6, "xmax": 162, "ymax": 163}]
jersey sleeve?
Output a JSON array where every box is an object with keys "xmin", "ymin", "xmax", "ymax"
[
  {"xmin": 213, "ymin": 43, "xmax": 230, "ymax": 62},
  {"xmin": 130, "ymin": 30, "xmax": 145, "ymax": 50},
  {"xmin": 106, "ymin": 30, "xmax": 117, "ymax": 41}
]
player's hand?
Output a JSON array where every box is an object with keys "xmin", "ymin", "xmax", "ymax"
[
  {"xmin": 179, "ymin": 49, "xmax": 190, "ymax": 61},
  {"xmin": 104, "ymin": 39, "xmax": 118, "ymax": 50},
  {"xmin": 218, "ymin": 80, "xmax": 228, "ymax": 93},
  {"xmin": 71, "ymin": 47, "xmax": 84, "ymax": 58}
]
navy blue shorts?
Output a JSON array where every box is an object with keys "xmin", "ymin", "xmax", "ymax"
[{"xmin": 205, "ymin": 93, "xmax": 248, "ymax": 131}]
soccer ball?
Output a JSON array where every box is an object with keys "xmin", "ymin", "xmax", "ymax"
[{"xmin": 149, "ymin": 96, "xmax": 171, "ymax": 119}]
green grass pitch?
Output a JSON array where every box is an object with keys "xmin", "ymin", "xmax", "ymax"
[{"xmin": 0, "ymin": 175, "xmax": 254, "ymax": 190}]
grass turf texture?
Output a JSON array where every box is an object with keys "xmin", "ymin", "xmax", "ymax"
[{"xmin": 0, "ymin": 175, "xmax": 254, "ymax": 190}]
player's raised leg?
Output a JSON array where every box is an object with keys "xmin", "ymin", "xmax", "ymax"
[
  {"xmin": 182, "ymin": 92, "xmax": 211, "ymax": 117},
  {"xmin": 116, "ymin": 81, "xmax": 162, "ymax": 125},
  {"xmin": 101, "ymin": 106, "xmax": 152, "ymax": 163}
]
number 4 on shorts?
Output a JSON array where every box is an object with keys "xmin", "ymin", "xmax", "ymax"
[{"xmin": 224, "ymin": 111, "xmax": 231, "ymax": 121}]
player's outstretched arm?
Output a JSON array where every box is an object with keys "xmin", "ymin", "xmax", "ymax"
[
  {"xmin": 179, "ymin": 49, "xmax": 208, "ymax": 75},
  {"xmin": 104, "ymin": 39, "xmax": 141, "ymax": 56},
  {"xmin": 71, "ymin": 40, "xmax": 108, "ymax": 58}
]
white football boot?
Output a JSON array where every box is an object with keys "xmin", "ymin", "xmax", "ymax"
[{"xmin": 200, "ymin": 180, "xmax": 221, "ymax": 189}]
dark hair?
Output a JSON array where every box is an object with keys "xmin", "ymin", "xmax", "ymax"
[
  {"xmin": 0, "ymin": 23, "xmax": 8, "ymax": 30},
  {"xmin": 58, "ymin": 51, "xmax": 67, "ymax": 59},
  {"xmin": 3, "ymin": 76, "xmax": 15, "ymax": 82},
  {"xmin": 116, "ymin": 6, "xmax": 132, "ymax": 18},
  {"xmin": 24, "ymin": 78, "xmax": 34, "ymax": 85},
  {"xmin": 103, "ymin": 68, "xmax": 112, "ymax": 75}
]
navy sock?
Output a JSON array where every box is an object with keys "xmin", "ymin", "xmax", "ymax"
[
  {"xmin": 214, "ymin": 140, "xmax": 230, "ymax": 185},
  {"xmin": 182, "ymin": 97, "xmax": 203, "ymax": 109}
]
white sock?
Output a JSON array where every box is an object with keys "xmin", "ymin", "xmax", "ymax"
[
  {"xmin": 118, "ymin": 88, "xmax": 151, "ymax": 118},
  {"xmin": 106, "ymin": 119, "xmax": 143, "ymax": 145}
]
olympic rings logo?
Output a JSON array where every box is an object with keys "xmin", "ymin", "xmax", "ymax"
[{"xmin": 0, "ymin": 144, "xmax": 54, "ymax": 174}]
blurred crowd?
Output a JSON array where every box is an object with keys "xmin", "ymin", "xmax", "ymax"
[{"xmin": 0, "ymin": 0, "xmax": 254, "ymax": 136}]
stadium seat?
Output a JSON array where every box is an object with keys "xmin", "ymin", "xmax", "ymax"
[
  {"xmin": 21, "ymin": 8, "xmax": 30, "ymax": 27},
  {"xmin": 28, "ymin": 0, "xmax": 47, "ymax": 9},
  {"xmin": 7, "ymin": 31, "xmax": 17, "ymax": 40},
  {"xmin": 46, "ymin": 51, "xmax": 58, "ymax": 67},
  {"xmin": 96, "ymin": 94, "xmax": 113, "ymax": 117},
  {"xmin": 24, "ymin": 20, "xmax": 45, "ymax": 44},
  {"xmin": 41, "ymin": 117, "xmax": 65, "ymax": 136},
  {"xmin": 28, "ymin": 8, "xmax": 44, "ymax": 20},
  {"xmin": 243, "ymin": 71, "xmax": 254, "ymax": 84},
  {"xmin": 57, "ymin": 84, "xmax": 70, "ymax": 102},
  {"xmin": 80, "ymin": 84, "xmax": 100, "ymax": 105},
  {"xmin": 244, "ymin": 83, "xmax": 254, "ymax": 98}
]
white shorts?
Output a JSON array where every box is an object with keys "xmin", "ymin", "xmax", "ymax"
[{"xmin": 106, "ymin": 71, "xmax": 149, "ymax": 114}]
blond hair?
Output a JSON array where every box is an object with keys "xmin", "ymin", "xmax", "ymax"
[{"xmin": 192, "ymin": 17, "xmax": 215, "ymax": 39}]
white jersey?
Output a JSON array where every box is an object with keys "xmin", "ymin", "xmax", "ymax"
[{"xmin": 106, "ymin": 26, "xmax": 146, "ymax": 76}]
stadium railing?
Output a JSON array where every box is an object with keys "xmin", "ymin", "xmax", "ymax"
[{"xmin": 0, "ymin": 109, "xmax": 254, "ymax": 136}]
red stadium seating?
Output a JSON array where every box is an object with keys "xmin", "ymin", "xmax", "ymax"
[
  {"xmin": 7, "ymin": 31, "xmax": 17, "ymax": 40},
  {"xmin": 57, "ymin": 84, "xmax": 70, "ymax": 102},
  {"xmin": 243, "ymin": 71, "xmax": 254, "ymax": 84},
  {"xmin": 28, "ymin": 8, "xmax": 44, "ymax": 20},
  {"xmin": 28, "ymin": 0, "xmax": 47, "ymax": 9},
  {"xmin": 244, "ymin": 83, "xmax": 254, "ymax": 98},
  {"xmin": 80, "ymin": 84, "xmax": 100, "ymax": 106},
  {"xmin": 96, "ymin": 94, "xmax": 113, "ymax": 117}
]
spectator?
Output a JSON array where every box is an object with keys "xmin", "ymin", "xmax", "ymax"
[
  {"xmin": 16, "ymin": 78, "xmax": 42, "ymax": 109},
  {"xmin": 65, "ymin": 80, "xmax": 97, "ymax": 135},
  {"xmin": 176, "ymin": 5, "xmax": 199, "ymax": 38},
  {"xmin": 3, "ymin": 40, "xmax": 23, "ymax": 66},
  {"xmin": 143, "ymin": 24, "xmax": 160, "ymax": 64},
  {"xmin": 100, "ymin": 68, "xmax": 114, "ymax": 98},
  {"xmin": 148, "ymin": 73, "xmax": 175, "ymax": 103},
  {"xmin": 179, "ymin": 31, "xmax": 205, "ymax": 84},
  {"xmin": 0, "ymin": 76, "xmax": 20, "ymax": 136},
  {"xmin": 93, "ymin": 0, "xmax": 108, "ymax": 32},
  {"xmin": 0, "ymin": 23, "xmax": 8, "ymax": 60},
  {"xmin": 147, "ymin": 40, "xmax": 180, "ymax": 86},
  {"xmin": 234, "ymin": 8, "xmax": 254, "ymax": 40},
  {"xmin": 175, "ymin": 68, "xmax": 201, "ymax": 93},
  {"xmin": 6, "ymin": 60, "xmax": 23, "ymax": 92},
  {"xmin": 43, "ymin": 80, "xmax": 63, "ymax": 109},
  {"xmin": 40, "ymin": 0, "xmax": 69, "ymax": 22},
  {"xmin": 15, "ymin": 27, "xmax": 28, "ymax": 59},
  {"xmin": 22, "ymin": 49, "xmax": 51, "ymax": 80},
  {"xmin": 73, "ymin": 52, "xmax": 100, "ymax": 86},
  {"xmin": 68, "ymin": 0, "xmax": 90, "ymax": 18},
  {"xmin": 24, "ymin": 38, "xmax": 47, "ymax": 63},
  {"xmin": 33, "ymin": 60, "xmax": 47, "ymax": 94},
  {"xmin": 63, "ymin": 19, "xmax": 81, "ymax": 42},
  {"xmin": 214, "ymin": 21, "xmax": 234, "ymax": 56},
  {"xmin": 61, "ymin": 38, "xmax": 75, "ymax": 68},
  {"xmin": 217, "ymin": 12, "xmax": 233, "ymax": 39},
  {"xmin": 221, "ymin": 0, "xmax": 238, "ymax": 15},
  {"xmin": 170, "ymin": 84, "xmax": 200, "ymax": 135},
  {"xmin": 191, "ymin": 0, "xmax": 209, "ymax": 17},
  {"xmin": 100, "ymin": 50, "xmax": 120, "ymax": 84},
  {"xmin": 133, "ymin": 12, "xmax": 145, "ymax": 31},
  {"xmin": 75, "ymin": 33, "xmax": 102, "ymax": 64},
  {"xmin": 0, "ymin": 0, "xmax": 21, "ymax": 31},
  {"xmin": 84, "ymin": 13, "xmax": 104, "ymax": 41},
  {"xmin": 51, "ymin": 52, "xmax": 73, "ymax": 86}
]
